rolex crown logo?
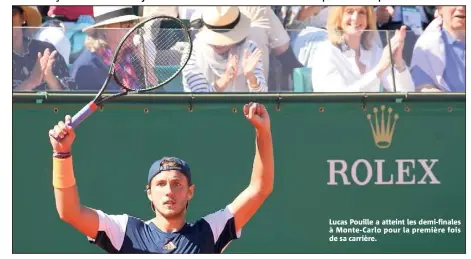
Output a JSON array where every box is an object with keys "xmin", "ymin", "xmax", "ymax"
[{"xmin": 366, "ymin": 105, "xmax": 399, "ymax": 149}]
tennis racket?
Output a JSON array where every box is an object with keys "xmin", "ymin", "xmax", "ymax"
[{"xmin": 69, "ymin": 15, "xmax": 192, "ymax": 129}]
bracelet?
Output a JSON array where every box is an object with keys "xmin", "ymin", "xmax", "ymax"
[
  {"xmin": 394, "ymin": 64, "xmax": 407, "ymax": 73},
  {"xmin": 248, "ymin": 80, "xmax": 259, "ymax": 89},
  {"xmin": 53, "ymin": 151, "xmax": 72, "ymax": 159}
]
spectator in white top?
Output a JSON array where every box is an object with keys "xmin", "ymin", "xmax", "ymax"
[
  {"xmin": 310, "ymin": 6, "xmax": 415, "ymax": 92},
  {"xmin": 190, "ymin": 6, "xmax": 298, "ymax": 92},
  {"xmin": 182, "ymin": 7, "xmax": 267, "ymax": 92}
]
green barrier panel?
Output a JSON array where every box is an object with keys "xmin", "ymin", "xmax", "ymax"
[{"xmin": 13, "ymin": 93, "xmax": 465, "ymax": 254}]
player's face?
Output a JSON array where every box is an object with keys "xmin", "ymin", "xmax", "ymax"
[{"xmin": 148, "ymin": 170, "xmax": 194, "ymax": 219}]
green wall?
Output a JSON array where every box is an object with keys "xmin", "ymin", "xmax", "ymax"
[{"xmin": 13, "ymin": 94, "xmax": 465, "ymax": 253}]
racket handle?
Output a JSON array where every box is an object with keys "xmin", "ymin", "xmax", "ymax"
[{"xmin": 70, "ymin": 102, "xmax": 98, "ymax": 129}]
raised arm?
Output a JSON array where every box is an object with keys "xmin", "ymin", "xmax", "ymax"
[
  {"xmin": 227, "ymin": 102, "xmax": 274, "ymax": 233},
  {"xmin": 49, "ymin": 115, "xmax": 99, "ymax": 239}
]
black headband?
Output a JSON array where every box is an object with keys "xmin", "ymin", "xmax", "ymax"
[
  {"xmin": 94, "ymin": 7, "xmax": 135, "ymax": 24},
  {"xmin": 202, "ymin": 12, "xmax": 241, "ymax": 32}
]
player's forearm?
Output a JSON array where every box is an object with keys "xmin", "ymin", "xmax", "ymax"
[
  {"xmin": 53, "ymin": 156, "xmax": 82, "ymax": 221},
  {"xmin": 53, "ymin": 156, "xmax": 100, "ymax": 239},
  {"xmin": 249, "ymin": 129, "xmax": 274, "ymax": 195}
]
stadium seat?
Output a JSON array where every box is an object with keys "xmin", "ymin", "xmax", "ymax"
[{"xmin": 293, "ymin": 67, "xmax": 312, "ymax": 92}]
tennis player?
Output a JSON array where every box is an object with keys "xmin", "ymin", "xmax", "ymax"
[{"xmin": 49, "ymin": 102, "xmax": 274, "ymax": 254}]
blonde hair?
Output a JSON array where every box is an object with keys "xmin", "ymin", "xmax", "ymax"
[
  {"xmin": 326, "ymin": 6, "xmax": 377, "ymax": 50},
  {"xmin": 84, "ymin": 28, "xmax": 109, "ymax": 52}
]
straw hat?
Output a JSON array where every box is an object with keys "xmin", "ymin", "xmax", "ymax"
[
  {"xmin": 83, "ymin": 6, "xmax": 142, "ymax": 32},
  {"xmin": 141, "ymin": 6, "xmax": 178, "ymax": 18},
  {"xmin": 198, "ymin": 6, "xmax": 251, "ymax": 46},
  {"xmin": 15, "ymin": 6, "xmax": 42, "ymax": 27}
]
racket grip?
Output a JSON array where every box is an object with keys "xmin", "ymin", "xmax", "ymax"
[{"xmin": 70, "ymin": 102, "xmax": 98, "ymax": 129}]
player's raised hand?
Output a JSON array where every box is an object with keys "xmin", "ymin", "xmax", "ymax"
[
  {"xmin": 243, "ymin": 102, "xmax": 271, "ymax": 132},
  {"xmin": 49, "ymin": 115, "xmax": 76, "ymax": 153}
]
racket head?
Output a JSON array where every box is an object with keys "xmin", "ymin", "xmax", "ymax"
[{"xmin": 110, "ymin": 15, "xmax": 192, "ymax": 92}]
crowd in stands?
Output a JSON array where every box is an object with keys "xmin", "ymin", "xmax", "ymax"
[{"xmin": 12, "ymin": 5, "xmax": 465, "ymax": 93}]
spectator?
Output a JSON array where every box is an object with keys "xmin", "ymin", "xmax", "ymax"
[
  {"xmin": 190, "ymin": 6, "xmax": 301, "ymax": 92},
  {"xmin": 410, "ymin": 6, "xmax": 465, "ymax": 92},
  {"xmin": 375, "ymin": 6, "xmax": 437, "ymax": 65},
  {"xmin": 240, "ymin": 6, "xmax": 301, "ymax": 92},
  {"xmin": 13, "ymin": 6, "xmax": 74, "ymax": 91},
  {"xmin": 34, "ymin": 19, "xmax": 72, "ymax": 64},
  {"xmin": 272, "ymin": 6, "xmax": 327, "ymax": 35},
  {"xmin": 70, "ymin": 6, "xmax": 141, "ymax": 91},
  {"xmin": 376, "ymin": 6, "xmax": 435, "ymax": 33},
  {"xmin": 182, "ymin": 7, "xmax": 267, "ymax": 92},
  {"xmin": 141, "ymin": 6, "xmax": 179, "ymax": 18},
  {"xmin": 309, "ymin": 6, "xmax": 415, "ymax": 92},
  {"xmin": 47, "ymin": 6, "xmax": 94, "ymax": 22}
]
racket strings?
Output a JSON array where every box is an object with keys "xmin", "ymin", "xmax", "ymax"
[{"xmin": 114, "ymin": 17, "xmax": 191, "ymax": 91}]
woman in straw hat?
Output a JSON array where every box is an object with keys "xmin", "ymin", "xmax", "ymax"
[
  {"xmin": 70, "ymin": 6, "xmax": 142, "ymax": 91},
  {"xmin": 182, "ymin": 7, "xmax": 267, "ymax": 93},
  {"xmin": 13, "ymin": 6, "xmax": 75, "ymax": 91}
]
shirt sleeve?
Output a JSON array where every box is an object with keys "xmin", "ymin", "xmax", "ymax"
[
  {"xmin": 410, "ymin": 45, "xmax": 438, "ymax": 90},
  {"xmin": 182, "ymin": 44, "xmax": 214, "ymax": 92},
  {"xmin": 247, "ymin": 42, "xmax": 267, "ymax": 92},
  {"xmin": 202, "ymin": 206, "xmax": 242, "ymax": 253},
  {"xmin": 381, "ymin": 66, "xmax": 416, "ymax": 92},
  {"xmin": 410, "ymin": 65, "xmax": 436, "ymax": 88},
  {"xmin": 87, "ymin": 210, "xmax": 129, "ymax": 253},
  {"xmin": 377, "ymin": 44, "xmax": 416, "ymax": 92}
]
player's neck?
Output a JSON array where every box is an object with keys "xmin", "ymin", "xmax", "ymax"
[{"xmin": 152, "ymin": 214, "xmax": 186, "ymax": 233}]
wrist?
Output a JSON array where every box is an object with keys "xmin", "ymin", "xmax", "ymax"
[
  {"xmin": 246, "ymin": 73, "xmax": 258, "ymax": 87},
  {"xmin": 394, "ymin": 61, "xmax": 405, "ymax": 72},
  {"xmin": 53, "ymin": 150, "xmax": 72, "ymax": 159},
  {"xmin": 43, "ymin": 73, "xmax": 56, "ymax": 83},
  {"xmin": 255, "ymin": 127, "xmax": 271, "ymax": 136},
  {"xmin": 375, "ymin": 64, "xmax": 388, "ymax": 78},
  {"xmin": 215, "ymin": 78, "xmax": 227, "ymax": 91},
  {"xmin": 25, "ymin": 78, "xmax": 39, "ymax": 89},
  {"xmin": 244, "ymin": 71, "xmax": 255, "ymax": 79}
]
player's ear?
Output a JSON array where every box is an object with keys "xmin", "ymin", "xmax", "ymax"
[
  {"xmin": 187, "ymin": 184, "xmax": 195, "ymax": 201},
  {"xmin": 146, "ymin": 185, "xmax": 152, "ymax": 202}
]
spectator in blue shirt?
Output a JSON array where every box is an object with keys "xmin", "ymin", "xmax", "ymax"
[{"xmin": 410, "ymin": 6, "xmax": 465, "ymax": 92}]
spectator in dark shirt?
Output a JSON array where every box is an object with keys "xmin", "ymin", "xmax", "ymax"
[
  {"xmin": 13, "ymin": 6, "xmax": 75, "ymax": 91},
  {"xmin": 70, "ymin": 6, "xmax": 142, "ymax": 91}
]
